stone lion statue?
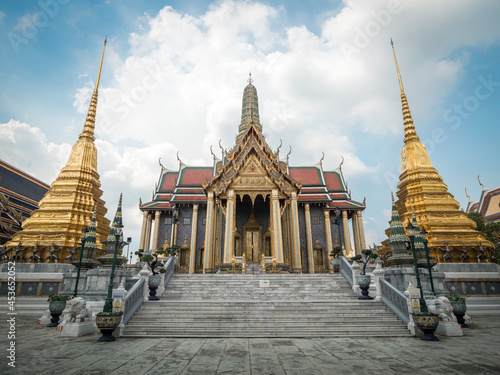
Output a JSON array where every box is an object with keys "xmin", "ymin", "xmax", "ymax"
[
  {"xmin": 68, "ymin": 297, "xmax": 92, "ymax": 323},
  {"xmin": 428, "ymin": 296, "xmax": 456, "ymax": 322}
]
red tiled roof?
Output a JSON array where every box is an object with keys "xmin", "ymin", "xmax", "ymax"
[
  {"xmin": 324, "ymin": 172, "xmax": 343, "ymax": 191},
  {"xmin": 179, "ymin": 168, "xmax": 214, "ymax": 186},
  {"xmin": 297, "ymin": 194, "xmax": 330, "ymax": 202},
  {"xmin": 289, "ymin": 167, "xmax": 322, "ymax": 185},
  {"xmin": 160, "ymin": 173, "xmax": 179, "ymax": 191},
  {"xmin": 172, "ymin": 195, "xmax": 207, "ymax": 202}
]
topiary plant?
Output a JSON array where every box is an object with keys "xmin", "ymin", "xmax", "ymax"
[{"xmin": 351, "ymin": 249, "xmax": 378, "ymax": 275}]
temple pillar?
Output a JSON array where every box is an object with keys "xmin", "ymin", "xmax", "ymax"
[
  {"xmin": 271, "ymin": 189, "xmax": 284, "ymax": 264},
  {"xmin": 304, "ymin": 203, "xmax": 314, "ymax": 273},
  {"xmin": 290, "ymin": 192, "xmax": 301, "ymax": 272},
  {"xmin": 204, "ymin": 192, "xmax": 215, "ymax": 273},
  {"xmin": 223, "ymin": 190, "xmax": 236, "ymax": 264},
  {"xmin": 189, "ymin": 204, "xmax": 198, "ymax": 274},
  {"xmin": 139, "ymin": 211, "xmax": 148, "ymax": 250},
  {"xmin": 324, "ymin": 210, "xmax": 332, "ymax": 271},
  {"xmin": 144, "ymin": 213, "xmax": 152, "ymax": 253},
  {"xmin": 342, "ymin": 210, "xmax": 352, "ymax": 257},
  {"xmin": 151, "ymin": 211, "xmax": 161, "ymax": 252},
  {"xmin": 357, "ymin": 211, "xmax": 367, "ymax": 250},
  {"xmin": 352, "ymin": 212, "xmax": 360, "ymax": 254}
]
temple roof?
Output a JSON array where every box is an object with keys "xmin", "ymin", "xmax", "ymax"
[{"xmin": 468, "ymin": 184, "xmax": 500, "ymax": 223}]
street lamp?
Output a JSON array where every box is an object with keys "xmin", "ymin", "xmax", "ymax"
[
  {"xmin": 103, "ymin": 222, "xmax": 123, "ymax": 313},
  {"xmin": 74, "ymin": 226, "xmax": 89, "ymax": 298},
  {"xmin": 406, "ymin": 220, "xmax": 427, "ymax": 312},
  {"xmin": 420, "ymin": 227, "xmax": 436, "ymax": 296},
  {"xmin": 334, "ymin": 208, "xmax": 343, "ymax": 257},
  {"xmin": 125, "ymin": 237, "xmax": 132, "ymax": 263}
]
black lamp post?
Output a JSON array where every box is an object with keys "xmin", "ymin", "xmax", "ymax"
[
  {"xmin": 103, "ymin": 222, "xmax": 123, "ymax": 313},
  {"xmin": 125, "ymin": 237, "xmax": 132, "ymax": 263},
  {"xmin": 74, "ymin": 226, "xmax": 89, "ymax": 298},
  {"xmin": 420, "ymin": 228, "xmax": 436, "ymax": 296},
  {"xmin": 334, "ymin": 208, "xmax": 343, "ymax": 257},
  {"xmin": 406, "ymin": 220, "xmax": 427, "ymax": 312}
]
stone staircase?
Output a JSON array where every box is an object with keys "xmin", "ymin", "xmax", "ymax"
[{"xmin": 123, "ymin": 272, "xmax": 411, "ymax": 338}]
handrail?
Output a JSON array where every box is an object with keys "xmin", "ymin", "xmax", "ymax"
[
  {"xmin": 339, "ymin": 256, "xmax": 353, "ymax": 286},
  {"xmin": 163, "ymin": 256, "xmax": 175, "ymax": 287},
  {"xmin": 123, "ymin": 278, "xmax": 145, "ymax": 325},
  {"xmin": 380, "ymin": 278, "xmax": 409, "ymax": 324}
]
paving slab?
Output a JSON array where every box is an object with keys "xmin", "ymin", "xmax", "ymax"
[{"xmin": 1, "ymin": 316, "xmax": 500, "ymax": 374}]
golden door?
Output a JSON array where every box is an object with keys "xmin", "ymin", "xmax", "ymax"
[{"xmin": 245, "ymin": 230, "xmax": 260, "ymax": 264}]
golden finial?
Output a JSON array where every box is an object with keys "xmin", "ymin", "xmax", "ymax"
[
  {"xmin": 390, "ymin": 38, "xmax": 404, "ymax": 93},
  {"xmin": 248, "ymin": 72, "xmax": 253, "ymax": 85},
  {"xmin": 319, "ymin": 152, "xmax": 324, "ymax": 165},
  {"xmin": 478, "ymin": 175, "xmax": 485, "ymax": 189},
  {"xmin": 338, "ymin": 156, "xmax": 344, "ymax": 169},
  {"xmin": 95, "ymin": 37, "xmax": 107, "ymax": 90},
  {"xmin": 465, "ymin": 188, "xmax": 471, "ymax": 201}
]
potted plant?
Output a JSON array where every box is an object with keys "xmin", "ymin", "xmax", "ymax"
[
  {"xmin": 47, "ymin": 294, "xmax": 72, "ymax": 327},
  {"xmin": 136, "ymin": 246, "xmax": 179, "ymax": 300},
  {"xmin": 411, "ymin": 311, "xmax": 440, "ymax": 341},
  {"xmin": 446, "ymin": 294, "xmax": 468, "ymax": 327},
  {"xmin": 330, "ymin": 246, "xmax": 341, "ymax": 273},
  {"xmin": 95, "ymin": 311, "xmax": 123, "ymax": 342},
  {"xmin": 351, "ymin": 249, "xmax": 378, "ymax": 300}
]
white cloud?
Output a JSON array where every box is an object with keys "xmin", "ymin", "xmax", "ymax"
[{"xmin": 0, "ymin": 11, "xmax": 5, "ymax": 22}]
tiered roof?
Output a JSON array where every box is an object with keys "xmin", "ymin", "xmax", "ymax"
[{"xmin": 467, "ymin": 184, "xmax": 500, "ymax": 223}]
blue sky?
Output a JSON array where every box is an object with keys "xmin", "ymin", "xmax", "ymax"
[{"xmin": 1, "ymin": 0, "xmax": 499, "ymax": 249}]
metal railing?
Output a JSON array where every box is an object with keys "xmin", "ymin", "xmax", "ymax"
[
  {"xmin": 339, "ymin": 256, "xmax": 353, "ymax": 286},
  {"xmin": 380, "ymin": 278, "xmax": 409, "ymax": 324},
  {"xmin": 123, "ymin": 278, "xmax": 144, "ymax": 325}
]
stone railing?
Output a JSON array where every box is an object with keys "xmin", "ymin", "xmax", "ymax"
[
  {"xmin": 339, "ymin": 256, "xmax": 353, "ymax": 286},
  {"xmin": 162, "ymin": 256, "xmax": 175, "ymax": 288},
  {"xmin": 123, "ymin": 277, "xmax": 144, "ymax": 325},
  {"xmin": 379, "ymin": 278, "xmax": 409, "ymax": 325}
]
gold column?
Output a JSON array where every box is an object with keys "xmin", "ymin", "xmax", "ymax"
[
  {"xmin": 139, "ymin": 211, "xmax": 148, "ymax": 250},
  {"xmin": 357, "ymin": 211, "xmax": 367, "ymax": 250},
  {"xmin": 342, "ymin": 210, "xmax": 352, "ymax": 257},
  {"xmin": 189, "ymin": 204, "xmax": 199, "ymax": 274},
  {"xmin": 304, "ymin": 203, "xmax": 314, "ymax": 273},
  {"xmin": 151, "ymin": 211, "xmax": 161, "ymax": 252},
  {"xmin": 271, "ymin": 189, "xmax": 284, "ymax": 263},
  {"xmin": 290, "ymin": 192, "xmax": 301, "ymax": 272},
  {"xmin": 204, "ymin": 192, "xmax": 215, "ymax": 273},
  {"xmin": 351, "ymin": 212, "xmax": 360, "ymax": 254},
  {"xmin": 223, "ymin": 190, "xmax": 236, "ymax": 264},
  {"xmin": 145, "ymin": 213, "xmax": 152, "ymax": 252},
  {"xmin": 324, "ymin": 210, "xmax": 333, "ymax": 271}
]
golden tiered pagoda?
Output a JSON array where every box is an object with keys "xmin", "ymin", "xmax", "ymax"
[
  {"xmin": 385, "ymin": 40, "xmax": 493, "ymax": 263},
  {"xmin": 5, "ymin": 39, "xmax": 111, "ymax": 261}
]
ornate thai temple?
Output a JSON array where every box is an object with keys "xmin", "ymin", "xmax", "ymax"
[
  {"xmin": 467, "ymin": 180, "xmax": 500, "ymax": 224},
  {"xmin": 139, "ymin": 76, "xmax": 367, "ymax": 273},
  {"xmin": 4, "ymin": 40, "xmax": 111, "ymax": 262},
  {"xmin": 383, "ymin": 40, "xmax": 493, "ymax": 263},
  {"xmin": 0, "ymin": 160, "xmax": 49, "ymax": 247}
]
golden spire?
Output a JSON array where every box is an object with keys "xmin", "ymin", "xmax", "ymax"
[
  {"xmin": 391, "ymin": 38, "xmax": 418, "ymax": 144},
  {"xmin": 80, "ymin": 37, "xmax": 107, "ymax": 141}
]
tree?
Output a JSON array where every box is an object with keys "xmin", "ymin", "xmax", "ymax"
[{"xmin": 468, "ymin": 212, "xmax": 500, "ymax": 264}]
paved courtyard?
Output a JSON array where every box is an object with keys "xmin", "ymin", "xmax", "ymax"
[{"xmin": 1, "ymin": 316, "xmax": 499, "ymax": 375}]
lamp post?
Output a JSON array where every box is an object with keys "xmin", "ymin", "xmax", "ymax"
[
  {"xmin": 74, "ymin": 226, "xmax": 89, "ymax": 298},
  {"xmin": 103, "ymin": 222, "xmax": 123, "ymax": 313},
  {"xmin": 125, "ymin": 237, "xmax": 132, "ymax": 263},
  {"xmin": 334, "ymin": 208, "xmax": 343, "ymax": 257},
  {"xmin": 406, "ymin": 220, "xmax": 427, "ymax": 312},
  {"xmin": 420, "ymin": 228, "xmax": 436, "ymax": 296}
]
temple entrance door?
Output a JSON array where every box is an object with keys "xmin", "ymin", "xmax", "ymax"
[{"xmin": 245, "ymin": 229, "xmax": 261, "ymax": 264}]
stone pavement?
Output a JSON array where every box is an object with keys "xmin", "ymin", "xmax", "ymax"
[{"xmin": 1, "ymin": 316, "xmax": 499, "ymax": 375}]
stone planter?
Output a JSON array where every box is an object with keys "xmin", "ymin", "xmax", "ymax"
[
  {"xmin": 47, "ymin": 301, "xmax": 67, "ymax": 327},
  {"xmin": 450, "ymin": 300, "xmax": 468, "ymax": 327},
  {"xmin": 148, "ymin": 275, "xmax": 162, "ymax": 301},
  {"xmin": 412, "ymin": 313, "xmax": 440, "ymax": 341},
  {"xmin": 96, "ymin": 313, "xmax": 123, "ymax": 342},
  {"xmin": 356, "ymin": 274, "xmax": 373, "ymax": 300}
]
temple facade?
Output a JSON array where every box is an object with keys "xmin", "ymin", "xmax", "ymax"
[
  {"xmin": 139, "ymin": 77, "xmax": 367, "ymax": 273},
  {"xmin": 382, "ymin": 41, "xmax": 493, "ymax": 263}
]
